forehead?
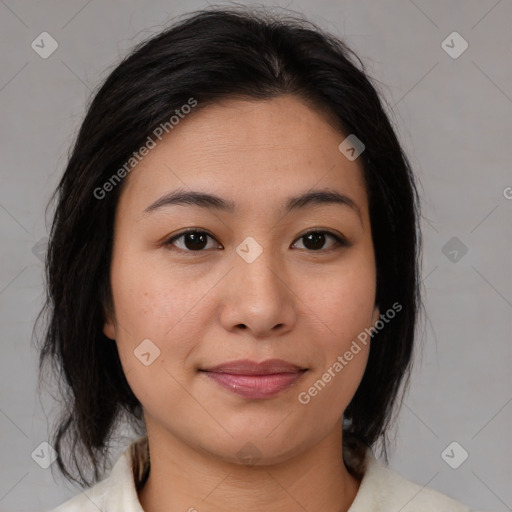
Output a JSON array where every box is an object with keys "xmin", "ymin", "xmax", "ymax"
[{"xmin": 118, "ymin": 95, "xmax": 368, "ymax": 217}]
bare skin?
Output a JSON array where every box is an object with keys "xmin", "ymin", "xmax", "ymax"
[{"xmin": 103, "ymin": 95, "xmax": 379, "ymax": 512}]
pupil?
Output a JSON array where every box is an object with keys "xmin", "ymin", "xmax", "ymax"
[
  {"xmin": 304, "ymin": 232, "xmax": 325, "ymax": 250},
  {"xmin": 185, "ymin": 232, "xmax": 207, "ymax": 250}
]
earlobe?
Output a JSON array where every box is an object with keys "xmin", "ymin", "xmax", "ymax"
[
  {"xmin": 371, "ymin": 305, "xmax": 380, "ymax": 326},
  {"xmin": 103, "ymin": 314, "xmax": 116, "ymax": 340}
]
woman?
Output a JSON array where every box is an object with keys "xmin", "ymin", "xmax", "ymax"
[{"xmin": 38, "ymin": 7, "xmax": 473, "ymax": 512}]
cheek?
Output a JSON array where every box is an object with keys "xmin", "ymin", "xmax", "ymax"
[
  {"xmin": 294, "ymin": 250, "xmax": 376, "ymax": 409},
  {"xmin": 299, "ymin": 253, "xmax": 377, "ymax": 344},
  {"xmin": 109, "ymin": 264, "xmax": 206, "ymax": 412},
  {"xmin": 109, "ymin": 247, "xmax": 230, "ymax": 396},
  {"xmin": 110, "ymin": 244, "xmax": 211, "ymax": 335},
  {"xmin": 296, "ymin": 272, "xmax": 373, "ymax": 416}
]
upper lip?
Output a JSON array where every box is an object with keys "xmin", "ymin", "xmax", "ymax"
[{"xmin": 202, "ymin": 359, "xmax": 306, "ymax": 375}]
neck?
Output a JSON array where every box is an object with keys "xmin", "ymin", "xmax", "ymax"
[{"xmin": 138, "ymin": 423, "xmax": 361, "ymax": 512}]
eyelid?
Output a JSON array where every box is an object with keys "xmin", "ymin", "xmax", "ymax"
[
  {"xmin": 164, "ymin": 228, "xmax": 223, "ymax": 252},
  {"xmin": 164, "ymin": 228, "xmax": 349, "ymax": 253},
  {"xmin": 291, "ymin": 229, "xmax": 349, "ymax": 251}
]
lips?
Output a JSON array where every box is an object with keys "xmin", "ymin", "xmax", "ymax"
[
  {"xmin": 204, "ymin": 359, "xmax": 305, "ymax": 375},
  {"xmin": 201, "ymin": 359, "xmax": 307, "ymax": 399}
]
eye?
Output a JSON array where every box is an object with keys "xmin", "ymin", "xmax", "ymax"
[
  {"xmin": 164, "ymin": 229, "xmax": 222, "ymax": 252},
  {"xmin": 291, "ymin": 230, "xmax": 348, "ymax": 252},
  {"xmin": 164, "ymin": 229, "xmax": 348, "ymax": 253}
]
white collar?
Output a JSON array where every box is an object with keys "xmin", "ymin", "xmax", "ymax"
[{"xmin": 53, "ymin": 437, "xmax": 470, "ymax": 511}]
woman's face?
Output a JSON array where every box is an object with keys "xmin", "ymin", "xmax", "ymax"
[{"xmin": 104, "ymin": 95, "xmax": 379, "ymax": 464}]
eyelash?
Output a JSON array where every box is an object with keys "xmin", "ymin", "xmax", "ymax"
[{"xmin": 163, "ymin": 228, "xmax": 349, "ymax": 254}]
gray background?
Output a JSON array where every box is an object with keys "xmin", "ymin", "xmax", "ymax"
[{"xmin": 1, "ymin": 1, "xmax": 511, "ymax": 511}]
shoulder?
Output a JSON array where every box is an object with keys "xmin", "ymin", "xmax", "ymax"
[
  {"xmin": 48, "ymin": 438, "xmax": 146, "ymax": 512},
  {"xmin": 48, "ymin": 481, "xmax": 109, "ymax": 512},
  {"xmin": 349, "ymin": 449, "xmax": 474, "ymax": 512}
]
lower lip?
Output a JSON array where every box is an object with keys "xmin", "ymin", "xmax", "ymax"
[{"xmin": 202, "ymin": 371, "xmax": 305, "ymax": 399}]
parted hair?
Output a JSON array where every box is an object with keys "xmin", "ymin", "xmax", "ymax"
[{"xmin": 36, "ymin": 6, "xmax": 422, "ymax": 487}]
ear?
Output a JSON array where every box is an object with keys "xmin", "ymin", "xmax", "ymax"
[
  {"xmin": 103, "ymin": 310, "xmax": 116, "ymax": 340},
  {"xmin": 371, "ymin": 304, "xmax": 380, "ymax": 326}
]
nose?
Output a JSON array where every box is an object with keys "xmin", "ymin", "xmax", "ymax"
[{"xmin": 219, "ymin": 251, "xmax": 297, "ymax": 339}]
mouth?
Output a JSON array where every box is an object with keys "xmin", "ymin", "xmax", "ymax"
[{"xmin": 200, "ymin": 359, "xmax": 308, "ymax": 399}]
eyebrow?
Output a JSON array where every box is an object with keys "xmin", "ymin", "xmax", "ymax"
[{"xmin": 143, "ymin": 187, "xmax": 362, "ymax": 221}]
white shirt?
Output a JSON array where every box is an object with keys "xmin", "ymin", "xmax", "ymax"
[{"xmin": 50, "ymin": 437, "xmax": 473, "ymax": 512}]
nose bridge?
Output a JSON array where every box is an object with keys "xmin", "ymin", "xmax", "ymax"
[
  {"xmin": 236, "ymin": 241, "xmax": 286, "ymax": 303},
  {"xmin": 220, "ymin": 241, "xmax": 296, "ymax": 336}
]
